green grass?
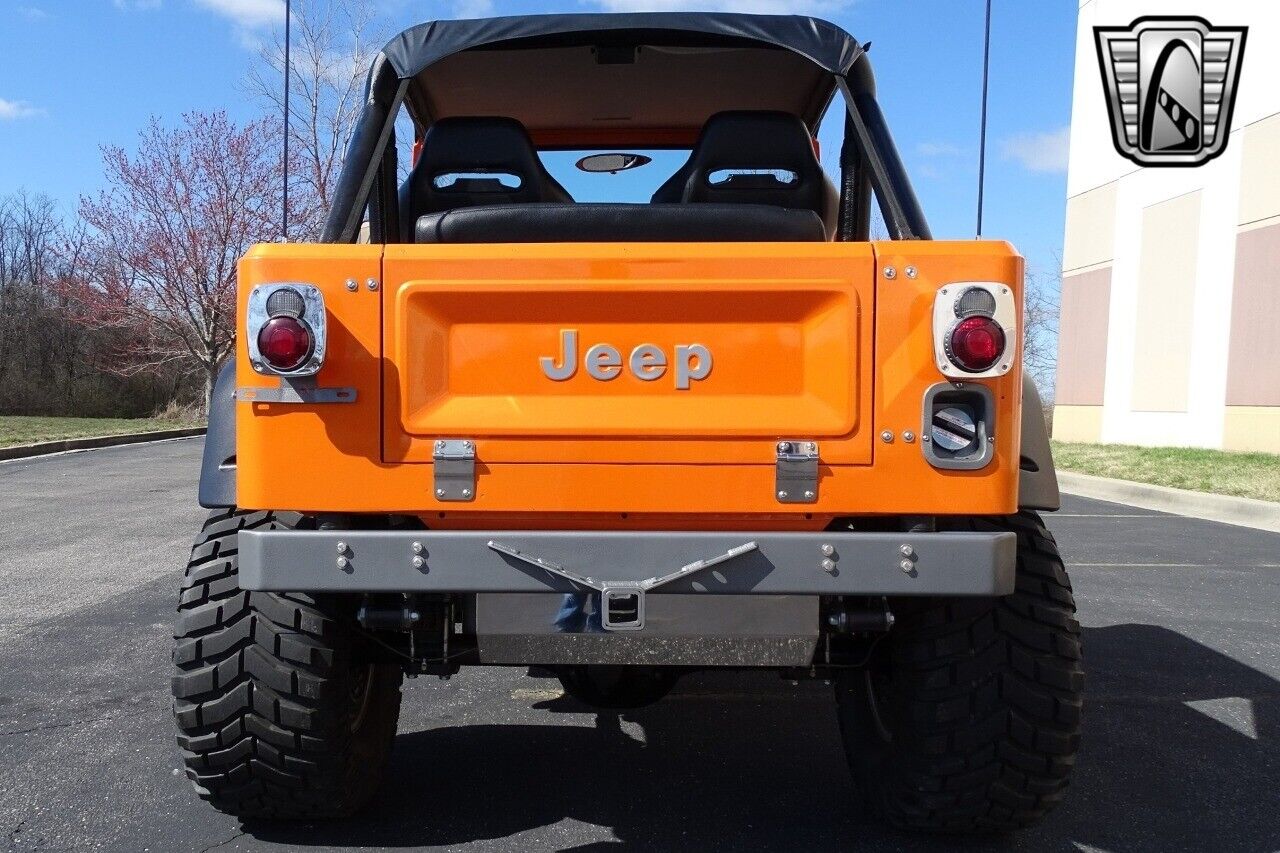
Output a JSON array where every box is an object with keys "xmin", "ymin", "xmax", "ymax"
[
  {"xmin": 1051, "ymin": 440, "xmax": 1280, "ymax": 503},
  {"xmin": 0, "ymin": 415, "xmax": 203, "ymax": 449}
]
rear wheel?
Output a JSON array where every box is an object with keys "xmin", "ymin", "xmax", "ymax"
[
  {"xmin": 172, "ymin": 508, "xmax": 402, "ymax": 819},
  {"xmin": 834, "ymin": 511, "xmax": 1083, "ymax": 832},
  {"xmin": 556, "ymin": 665, "xmax": 679, "ymax": 709}
]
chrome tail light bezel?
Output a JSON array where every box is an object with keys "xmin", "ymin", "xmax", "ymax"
[
  {"xmin": 932, "ymin": 282, "xmax": 1018, "ymax": 379},
  {"xmin": 246, "ymin": 283, "xmax": 327, "ymax": 377}
]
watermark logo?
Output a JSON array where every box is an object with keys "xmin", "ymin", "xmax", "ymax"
[{"xmin": 1094, "ymin": 16, "xmax": 1246, "ymax": 167}]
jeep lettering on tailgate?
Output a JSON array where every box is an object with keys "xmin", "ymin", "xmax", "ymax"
[{"xmin": 539, "ymin": 328, "xmax": 713, "ymax": 389}]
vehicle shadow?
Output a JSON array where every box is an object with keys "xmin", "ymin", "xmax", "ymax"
[{"xmin": 244, "ymin": 624, "xmax": 1279, "ymax": 851}]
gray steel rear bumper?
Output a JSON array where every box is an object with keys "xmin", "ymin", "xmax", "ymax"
[{"xmin": 239, "ymin": 529, "xmax": 1015, "ymax": 597}]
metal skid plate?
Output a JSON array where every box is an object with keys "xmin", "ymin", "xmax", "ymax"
[
  {"xmin": 775, "ymin": 440, "xmax": 819, "ymax": 503},
  {"xmin": 433, "ymin": 439, "xmax": 476, "ymax": 502}
]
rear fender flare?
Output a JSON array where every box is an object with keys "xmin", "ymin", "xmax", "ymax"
[
  {"xmin": 198, "ymin": 359, "xmax": 237, "ymax": 508},
  {"xmin": 1018, "ymin": 374, "xmax": 1060, "ymax": 511}
]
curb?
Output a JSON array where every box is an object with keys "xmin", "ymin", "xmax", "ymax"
[
  {"xmin": 1057, "ymin": 471, "xmax": 1280, "ymax": 534},
  {"xmin": 0, "ymin": 427, "xmax": 207, "ymax": 462}
]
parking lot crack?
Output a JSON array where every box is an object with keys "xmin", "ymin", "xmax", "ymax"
[
  {"xmin": 0, "ymin": 712, "xmax": 129, "ymax": 737},
  {"xmin": 197, "ymin": 829, "xmax": 246, "ymax": 853}
]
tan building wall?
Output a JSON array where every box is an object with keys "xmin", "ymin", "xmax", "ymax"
[
  {"xmin": 1130, "ymin": 192, "xmax": 1201, "ymax": 413},
  {"xmin": 1055, "ymin": 267, "xmax": 1111, "ymax": 406},
  {"xmin": 1221, "ymin": 113, "xmax": 1280, "ymax": 452},
  {"xmin": 1057, "ymin": 0, "xmax": 1279, "ymax": 453},
  {"xmin": 1226, "ymin": 221, "xmax": 1280, "ymax": 408}
]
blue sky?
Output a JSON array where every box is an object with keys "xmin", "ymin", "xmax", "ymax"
[{"xmin": 0, "ymin": 0, "xmax": 1076, "ymax": 277}]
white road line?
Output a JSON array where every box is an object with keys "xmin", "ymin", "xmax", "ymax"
[
  {"xmin": 1070, "ymin": 562, "xmax": 1280, "ymax": 568},
  {"xmin": 1055, "ymin": 513, "xmax": 1165, "ymax": 518}
]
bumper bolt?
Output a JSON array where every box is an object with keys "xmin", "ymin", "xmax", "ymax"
[
  {"xmin": 820, "ymin": 543, "xmax": 835, "ymax": 556},
  {"xmin": 412, "ymin": 541, "xmax": 424, "ymax": 554},
  {"xmin": 336, "ymin": 556, "xmax": 349, "ymax": 569},
  {"xmin": 900, "ymin": 559, "xmax": 914, "ymax": 573},
  {"xmin": 412, "ymin": 556, "xmax": 425, "ymax": 569},
  {"xmin": 899, "ymin": 544, "xmax": 913, "ymax": 557},
  {"xmin": 335, "ymin": 541, "xmax": 347, "ymax": 554},
  {"xmin": 821, "ymin": 558, "xmax": 836, "ymax": 573}
]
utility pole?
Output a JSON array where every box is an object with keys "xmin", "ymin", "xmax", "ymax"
[
  {"xmin": 282, "ymin": 0, "xmax": 291, "ymax": 239},
  {"xmin": 976, "ymin": 0, "xmax": 992, "ymax": 238}
]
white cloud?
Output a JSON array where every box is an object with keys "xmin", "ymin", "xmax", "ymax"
[
  {"xmin": 17, "ymin": 5, "xmax": 47, "ymax": 20},
  {"xmin": 593, "ymin": 0, "xmax": 841, "ymax": 13},
  {"xmin": 1000, "ymin": 126, "xmax": 1070, "ymax": 174},
  {"xmin": 194, "ymin": 0, "xmax": 284, "ymax": 29},
  {"xmin": 916, "ymin": 141, "xmax": 962, "ymax": 158},
  {"xmin": 0, "ymin": 98, "xmax": 45, "ymax": 120},
  {"xmin": 452, "ymin": 0, "xmax": 493, "ymax": 17}
]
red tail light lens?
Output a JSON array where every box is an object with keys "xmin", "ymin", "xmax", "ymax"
[
  {"xmin": 257, "ymin": 316, "xmax": 313, "ymax": 372},
  {"xmin": 948, "ymin": 316, "xmax": 1006, "ymax": 372}
]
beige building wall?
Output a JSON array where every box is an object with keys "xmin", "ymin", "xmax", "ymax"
[
  {"xmin": 1223, "ymin": 113, "xmax": 1280, "ymax": 452},
  {"xmin": 1056, "ymin": 0, "xmax": 1280, "ymax": 453},
  {"xmin": 1130, "ymin": 192, "xmax": 1201, "ymax": 413},
  {"xmin": 1054, "ymin": 181, "xmax": 1118, "ymax": 443}
]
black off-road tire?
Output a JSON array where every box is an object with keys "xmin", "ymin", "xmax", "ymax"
[
  {"xmin": 556, "ymin": 665, "xmax": 680, "ymax": 709},
  {"xmin": 172, "ymin": 508, "xmax": 403, "ymax": 819},
  {"xmin": 835, "ymin": 511, "xmax": 1083, "ymax": 832}
]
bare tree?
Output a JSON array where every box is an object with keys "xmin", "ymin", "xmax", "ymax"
[
  {"xmin": 71, "ymin": 112, "xmax": 293, "ymax": 412},
  {"xmin": 246, "ymin": 0, "xmax": 385, "ymax": 238},
  {"xmin": 0, "ymin": 191, "xmax": 182, "ymax": 416},
  {"xmin": 1023, "ymin": 261, "xmax": 1061, "ymax": 405}
]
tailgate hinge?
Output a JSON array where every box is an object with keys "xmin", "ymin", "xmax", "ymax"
[
  {"xmin": 775, "ymin": 440, "xmax": 819, "ymax": 504},
  {"xmin": 433, "ymin": 439, "xmax": 476, "ymax": 502}
]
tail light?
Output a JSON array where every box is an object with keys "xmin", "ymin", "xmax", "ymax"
[
  {"xmin": 932, "ymin": 283, "xmax": 1016, "ymax": 378},
  {"xmin": 948, "ymin": 315, "xmax": 1006, "ymax": 372},
  {"xmin": 246, "ymin": 284, "xmax": 327, "ymax": 376},
  {"xmin": 257, "ymin": 316, "xmax": 312, "ymax": 371}
]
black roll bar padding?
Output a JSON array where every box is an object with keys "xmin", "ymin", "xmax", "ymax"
[
  {"xmin": 322, "ymin": 55, "xmax": 407, "ymax": 243},
  {"xmin": 368, "ymin": 132, "xmax": 399, "ymax": 244},
  {"xmin": 836, "ymin": 68, "xmax": 932, "ymax": 241},
  {"xmin": 836, "ymin": 111, "xmax": 871, "ymax": 241}
]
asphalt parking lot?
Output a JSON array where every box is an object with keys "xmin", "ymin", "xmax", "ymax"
[{"xmin": 1, "ymin": 438, "xmax": 1277, "ymax": 852}]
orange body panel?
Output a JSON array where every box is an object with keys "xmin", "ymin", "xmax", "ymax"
[
  {"xmin": 383, "ymin": 244, "xmax": 874, "ymax": 464},
  {"xmin": 235, "ymin": 240, "xmax": 1024, "ymax": 528}
]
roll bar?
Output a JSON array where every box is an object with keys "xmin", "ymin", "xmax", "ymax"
[{"xmin": 322, "ymin": 51, "xmax": 931, "ymax": 243}]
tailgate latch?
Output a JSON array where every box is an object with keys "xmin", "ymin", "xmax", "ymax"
[
  {"xmin": 433, "ymin": 439, "xmax": 476, "ymax": 502},
  {"xmin": 775, "ymin": 440, "xmax": 819, "ymax": 503}
]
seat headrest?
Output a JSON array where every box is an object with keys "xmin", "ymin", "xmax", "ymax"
[
  {"xmin": 400, "ymin": 117, "xmax": 572, "ymax": 234},
  {"xmin": 651, "ymin": 111, "xmax": 837, "ymax": 238}
]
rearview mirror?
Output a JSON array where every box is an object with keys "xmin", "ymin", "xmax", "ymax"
[{"xmin": 575, "ymin": 153, "xmax": 652, "ymax": 174}]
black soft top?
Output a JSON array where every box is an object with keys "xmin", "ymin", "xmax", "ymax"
[{"xmin": 380, "ymin": 13, "xmax": 866, "ymax": 145}]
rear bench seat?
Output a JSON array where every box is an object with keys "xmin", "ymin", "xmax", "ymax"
[{"xmin": 405, "ymin": 111, "xmax": 837, "ymax": 243}]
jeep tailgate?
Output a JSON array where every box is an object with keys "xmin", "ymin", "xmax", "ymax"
[{"xmin": 381, "ymin": 243, "xmax": 876, "ymax": 466}]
